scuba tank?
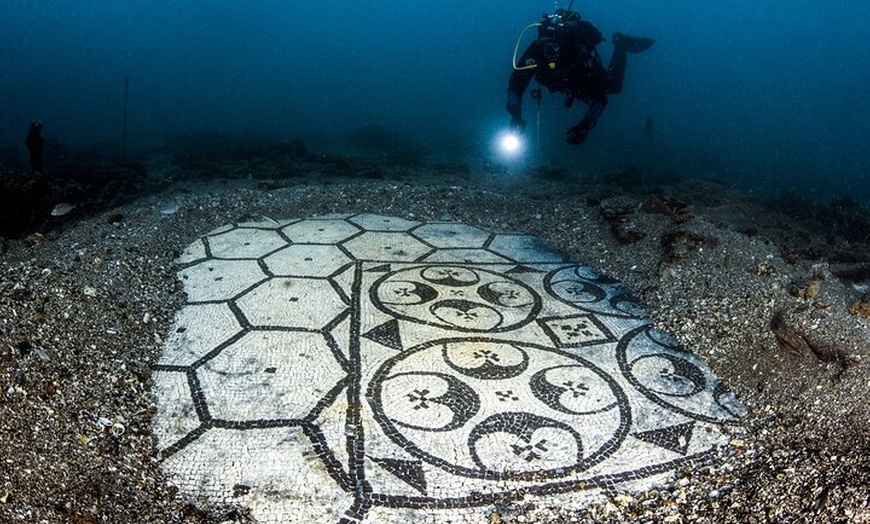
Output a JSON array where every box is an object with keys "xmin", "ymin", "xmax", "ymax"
[{"xmin": 512, "ymin": 3, "xmax": 601, "ymax": 71}]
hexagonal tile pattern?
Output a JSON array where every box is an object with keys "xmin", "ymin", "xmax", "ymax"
[
  {"xmin": 412, "ymin": 222, "xmax": 491, "ymax": 249},
  {"xmin": 236, "ymin": 278, "xmax": 348, "ymax": 329},
  {"xmin": 263, "ymin": 244, "xmax": 352, "ymax": 277},
  {"xmin": 178, "ymin": 259, "xmax": 266, "ymax": 303},
  {"xmin": 341, "ymin": 231, "xmax": 433, "ymax": 262},
  {"xmin": 281, "ymin": 218, "xmax": 360, "ymax": 244},
  {"xmin": 349, "ymin": 213, "xmax": 420, "ymax": 231},
  {"xmin": 198, "ymin": 331, "xmax": 346, "ymax": 422},
  {"xmin": 419, "ymin": 248, "xmax": 512, "ymax": 264},
  {"xmin": 151, "ymin": 371, "xmax": 200, "ymax": 452},
  {"xmin": 153, "ymin": 214, "xmax": 745, "ymax": 524},
  {"xmin": 489, "ymin": 233, "xmax": 565, "ymax": 263},
  {"xmin": 207, "ymin": 227, "xmax": 287, "ymax": 259},
  {"xmin": 176, "ymin": 238, "xmax": 207, "ymax": 265},
  {"xmin": 159, "ymin": 303, "xmax": 242, "ymax": 366}
]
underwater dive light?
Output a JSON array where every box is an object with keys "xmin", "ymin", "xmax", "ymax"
[
  {"xmin": 501, "ymin": 133, "xmax": 521, "ymax": 152},
  {"xmin": 496, "ymin": 129, "xmax": 525, "ymax": 159}
]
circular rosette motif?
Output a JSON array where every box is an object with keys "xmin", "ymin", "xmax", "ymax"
[
  {"xmin": 376, "ymin": 280, "xmax": 438, "ymax": 306},
  {"xmin": 380, "ymin": 372, "xmax": 479, "ymax": 431},
  {"xmin": 545, "ymin": 265, "xmax": 648, "ymax": 318},
  {"xmin": 530, "ymin": 365, "xmax": 619, "ymax": 415},
  {"xmin": 371, "ymin": 266, "xmax": 541, "ymax": 332},
  {"xmin": 443, "ymin": 341, "xmax": 529, "ymax": 380},
  {"xmin": 618, "ymin": 327, "xmax": 746, "ymax": 422},
  {"xmin": 629, "ymin": 354, "xmax": 706, "ymax": 397},
  {"xmin": 368, "ymin": 339, "xmax": 629, "ymax": 481},
  {"xmin": 469, "ymin": 412, "xmax": 583, "ymax": 477}
]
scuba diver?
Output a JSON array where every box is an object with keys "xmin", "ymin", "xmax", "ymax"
[{"xmin": 507, "ymin": 4, "xmax": 654, "ymax": 145}]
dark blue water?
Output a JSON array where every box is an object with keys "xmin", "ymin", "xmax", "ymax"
[{"xmin": 1, "ymin": 1, "xmax": 868, "ymax": 201}]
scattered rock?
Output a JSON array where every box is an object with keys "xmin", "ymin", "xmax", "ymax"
[
  {"xmin": 600, "ymin": 196, "xmax": 647, "ymax": 244},
  {"xmin": 850, "ymin": 294, "xmax": 870, "ymax": 319},
  {"xmin": 661, "ymin": 230, "xmax": 709, "ymax": 263},
  {"xmin": 780, "ymin": 245, "xmax": 799, "ymax": 264},
  {"xmin": 642, "ymin": 193, "xmax": 688, "ymax": 216},
  {"xmin": 831, "ymin": 262, "xmax": 870, "ymax": 284},
  {"xmin": 790, "ymin": 279, "xmax": 822, "ymax": 300},
  {"xmin": 612, "ymin": 218, "xmax": 647, "ymax": 244},
  {"xmin": 24, "ymin": 232, "xmax": 46, "ymax": 246},
  {"xmin": 160, "ymin": 197, "xmax": 180, "ymax": 215},
  {"xmin": 671, "ymin": 211, "xmax": 694, "ymax": 224},
  {"xmin": 256, "ymin": 179, "xmax": 283, "ymax": 191},
  {"xmin": 755, "ymin": 260, "xmax": 778, "ymax": 276},
  {"xmin": 769, "ymin": 309, "xmax": 843, "ymax": 363},
  {"xmin": 599, "ymin": 195, "xmax": 640, "ymax": 220}
]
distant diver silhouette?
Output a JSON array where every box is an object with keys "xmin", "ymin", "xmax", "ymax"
[{"xmin": 25, "ymin": 120, "xmax": 45, "ymax": 174}]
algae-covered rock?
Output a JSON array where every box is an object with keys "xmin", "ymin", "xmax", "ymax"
[
  {"xmin": 755, "ymin": 260, "xmax": 778, "ymax": 277},
  {"xmin": 662, "ymin": 230, "xmax": 709, "ymax": 263},
  {"xmin": 790, "ymin": 279, "xmax": 822, "ymax": 300},
  {"xmin": 770, "ymin": 309, "xmax": 843, "ymax": 363},
  {"xmin": 850, "ymin": 295, "xmax": 870, "ymax": 319}
]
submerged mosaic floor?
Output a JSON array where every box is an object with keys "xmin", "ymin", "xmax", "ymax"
[{"xmin": 152, "ymin": 214, "xmax": 745, "ymax": 523}]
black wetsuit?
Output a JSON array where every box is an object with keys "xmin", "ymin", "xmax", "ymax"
[{"xmin": 506, "ymin": 13, "xmax": 643, "ymax": 144}]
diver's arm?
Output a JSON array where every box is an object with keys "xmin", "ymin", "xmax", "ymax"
[
  {"xmin": 584, "ymin": 93, "xmax": 607, "ymax": 125},
  {"xmin": 507, "ymin": 68, "xmax": 533, "ymax": 110},
  {"xmin": 567, "ymin": 93, "xmax": 608, "ymax": 145},
  {"xmin": 506, "ymin": 45, "xmax": 537, "ymax": 127}
]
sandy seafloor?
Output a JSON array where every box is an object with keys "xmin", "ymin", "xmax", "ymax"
[{"xmin": 0, "ymin": 159, "xmax": 868, "ymax": 524}]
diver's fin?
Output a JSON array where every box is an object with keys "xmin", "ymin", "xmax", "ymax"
[{"xmin": 613, "ymin": 32, "xmax": 655, "ymax": 53}]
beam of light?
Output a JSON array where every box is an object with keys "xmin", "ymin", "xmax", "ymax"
[
  {"xmin": 501, "ymin": 133, "xmax": 520, "ymax": 152},
  {"xmin": 496, "ymin": 130, "xmax": 525, "ymax": 159}
]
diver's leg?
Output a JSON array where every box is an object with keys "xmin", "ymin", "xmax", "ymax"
[
  {"xmin": 607, "ymin": 33, "xmax": 655, "ymax": 94},
  {"xmin": 607, "ymin": 45, "xmax": 628, "ymax": 94}
]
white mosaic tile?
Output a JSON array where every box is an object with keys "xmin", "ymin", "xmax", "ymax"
[
  {"xmin": 159, "ymin": 303, "xmax": 241, "ymax": 366},
  {"xmin": 197, "ymin": 331, "xmax": 346, "ymax": 422},
  {"xmin": 175, "ymin": 238, "xmax": 207, "ymax": 265},
  {"xmin": 281, "ymin": 218, "xmax": 360, "ymax": 244},
  {"xmin": 263, "ymin": 244, "xmax": 352, "ymax": 277},
  {"xmin": 235, "ymin": 278, "xmax": 348, "ymax": 329},
  {"xmin": 488, "ymin": 234, "xmax": 565, "ymax": 263},
  {"xmin": 420, "ymin": 248, "xmax": 512, "ymax": 264},
  {"xmin": 207, "ymin": 228, "xmax": 287, "ymax": 259},
  {"xmin": 412, "ymin": 223, "xmax": 491, "ymax": 249},
  {"xmin": 161, "ymin": 427, "xmax": 354, "ymax": 522},
  {"xmin": 153, "ymin": 214, "xmax": 746, "ymax": 523},
  {"xmin": 342, "ymin": 231, "xmax": 433, "ymax": 262},
  {"xmin": 349, "ymin": 214, "xmax": 420, "ymax": 232},
  {"xmin": 179, "ymin": 259, "xmax": 266, "ymax": 303},
  {"xmin": 152, "ymin": 370, "xmax": 201, "ymax": 452}
]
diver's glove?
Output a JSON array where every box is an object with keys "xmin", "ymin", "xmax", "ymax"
[
  {"xmin": 566, "ymin": 116, "xmax": 596, "ymax": 145},
  {"xmin": 507, "ymin": 104, "xmax": 526, "ymax": 131}
]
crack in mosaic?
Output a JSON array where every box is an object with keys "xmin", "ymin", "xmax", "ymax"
[{"xmin": 152, "ymin": 214, "xmax": 746, "ymax": 523}]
